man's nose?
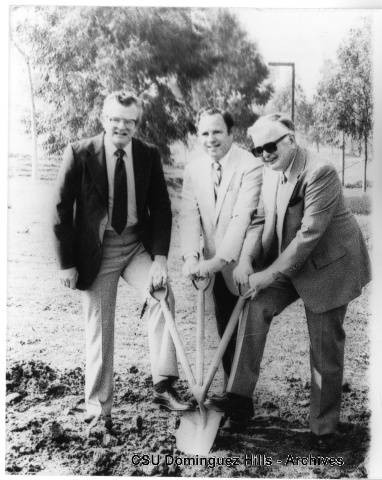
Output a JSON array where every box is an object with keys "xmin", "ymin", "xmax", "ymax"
[{"xmin": 117, "ymin": 119, "xmax": 128, "ymax": 128}]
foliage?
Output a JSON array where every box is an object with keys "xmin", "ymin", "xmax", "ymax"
[
  {"xmin": 313, "ymin": 18, "xmax": 372, "ymax": 150},
  {"xmin": 11, "ymin": 6, "xmax": 272, "ymax": 161},
  {"xmin": 260, "ymin": 81, "xmax": 318, "ymax": 140},
  {"xmin": 11, "ymin": 6, "xmax": 220, "ymax": 161},
  {"xmin": 190, "ymin": 9, "xmax": 273, "ymax": 148}
]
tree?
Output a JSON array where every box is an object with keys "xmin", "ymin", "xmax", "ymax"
[
  {"xmin": 10, "ymin": 9, "xmax": 40, "ymax": 180},
  {"xmin": 11, "ymin": 6, "xmax": 220, "ymax": 163},
  {"xmin": 190, "ymin": 9, "xmax": 273, "ymax": 148},
  {"xmin": 264, "ymin": 82, "xmax": 316, "ymax": 136},
  {"xmin": 314, "ymin": 19, "xmax": 372, "ymax": 191}
]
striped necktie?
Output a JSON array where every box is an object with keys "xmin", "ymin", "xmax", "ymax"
[{"xmin": 212, "ymin": 161, "xmax": 222, "ymax": 201}]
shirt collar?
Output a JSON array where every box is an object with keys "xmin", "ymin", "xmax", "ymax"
[
  {"xmin": 211, "ymin": 144, "xmax": 233, "ymax": 168},
  {"xmin": 104, "ymin": 135, "xmax": 132, "ymax": 160}
]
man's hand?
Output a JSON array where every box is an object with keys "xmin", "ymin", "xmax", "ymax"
[
  {"xmin": 244, "ymin": 269, "xmax": 276, "ymax": 299},
  {"xmin": 196, "ymin": 257, "xmax": 227, "ymax": 278},
  {"xmin": 233, "ymin": 259, "xmax": 254, "ymax": 287},
  {"xmin": 182, "ymin": 256, "xmax": 199, "ymax": 280},
  {"xmin": 149, "ymin": 255, "xmax": 168, "ymax": 291},
  {"xmin": 59, "ymin": 267, "xmax": 78, "ymax": 289}
]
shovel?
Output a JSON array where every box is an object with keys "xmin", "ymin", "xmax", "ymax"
[
  {"xmin": 151, "ymin": 282, "xmax": 248, "ymax": 455},
  {"xmin": 175, "ymin": 278, "xmax": 224, "ymax": 455}
]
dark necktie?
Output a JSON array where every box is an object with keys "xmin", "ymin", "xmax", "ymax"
[{"xmin": 111, "ymin": 149, "xmax": 127, "ymax": 234}]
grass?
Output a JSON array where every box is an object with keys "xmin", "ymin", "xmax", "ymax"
[{"xmin": 344, "ymin": 190, "xmax": 371, "ymax": 216}]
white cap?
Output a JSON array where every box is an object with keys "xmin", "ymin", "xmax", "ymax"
[{"xmin": 248, "ymin": 116, "xmax": 293, "ymax": 146}]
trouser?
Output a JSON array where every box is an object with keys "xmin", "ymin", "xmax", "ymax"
[
  {"xmin": 213, "ymin": 272, "xmax": 239, "ymax": 379},
  {"xmin": 225, "ymin": 276, "xmax": 347, "ymax": 435},
  {"xmin": 82, "ymin": 228, "xmax": 179, "ymax": 417}
]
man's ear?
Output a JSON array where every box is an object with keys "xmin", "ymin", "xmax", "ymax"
[{"xmin": 288, "ymin": 134, "xmax": 296, "ymax": 145}]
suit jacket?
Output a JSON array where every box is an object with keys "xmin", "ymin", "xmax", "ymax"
[
  {"xmin": 52, "ymin": 133, "xmax": 172, "ymax": 290},
  {"xmin": 244, "ymin": 146, "xmax": 371, "ymax": 313},
  {"xmin": 180, "ymin": 143, "xmax": 263, "ymax": 293}
]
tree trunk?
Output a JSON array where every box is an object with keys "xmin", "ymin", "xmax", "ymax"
[
  {"xmin": 26, "ymin": 58, "xmax": 38, "ymax": 181},
  {"xmin": 341, "ymin": 132, "xmax": 345, "ymax": 186},
  {"xmin": 363, "ymin": 134, "xmax": 368, "ymax": 192},
  {"xmin": 12, "ymin": 41, "xmax": 38, "ymax": 181}
]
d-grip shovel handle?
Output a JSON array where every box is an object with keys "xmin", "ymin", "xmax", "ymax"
[
  {"xmin": 192, "ymin": 277, "xmax": 211, "ymax": 292},
  {"xmin": 150, "ymin": 287, "xmax": 196, "ymax": 389}
]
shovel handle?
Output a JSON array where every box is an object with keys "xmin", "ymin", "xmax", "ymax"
[
  {"xmin": 201, "ymin": 296, "xmax": 247, "ymax": 401},
  {"xmin": 192, "ymin": 277, "xmax": 211, "ymax": 386},
  {"xmin": 159, "ymin": 299, "xmax": 196, "ymax": 389},
  {"xmin": 195, "ymin": 288, "xmax": 205, "ymax": 387}
]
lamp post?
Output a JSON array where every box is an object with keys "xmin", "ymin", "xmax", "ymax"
[{"xmin": 268, "ymin": 62, "xmax": 295, "ymax": 123}]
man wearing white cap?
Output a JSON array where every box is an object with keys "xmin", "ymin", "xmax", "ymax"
[{"xmin": 211, "ymin": 113, "xmax": 371, "ymax": 449}]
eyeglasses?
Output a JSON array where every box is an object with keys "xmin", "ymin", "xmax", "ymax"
[
  {"xmin": 108, "ymin": 117, "xmax": 137, "ymax": 128},
  {"xmin": 251, "ymin": 134, "xmax": 289, "ymax": 157}
]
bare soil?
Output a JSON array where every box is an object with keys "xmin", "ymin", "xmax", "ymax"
[{"xmin": 6, "ymin": 176, "xmax": 371, "ymax": 477}]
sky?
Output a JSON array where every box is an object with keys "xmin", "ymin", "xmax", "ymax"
[{"xmin": 234, "ymin": 8, "xmax": 368, "ymax": 99}]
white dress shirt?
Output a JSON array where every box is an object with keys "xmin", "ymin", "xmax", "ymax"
[
  {"xmin": 211, "ymin": 147, "xmax": 232, "ymax": 200},
  {"xmin": 104, "ymin": 136, "xmax": 138, "ymax": 230}
]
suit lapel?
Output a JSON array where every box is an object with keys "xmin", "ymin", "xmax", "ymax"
[
  {"xmin": 85, "ymin": 133, "xmax": 108, "ymax": 205},
  {"xmin": 214, "ymin": 148, "xmax": 235, "ymax": 225},
  {"xmin": 132, "ymin": 138, "xmax": 147, "ymax": 216},
  {"xmin": 262, "ymin": 168, "xmax": 279, "ymax": 253},
  {"xmin": 199, "ymin": 158, "xmax": 216, "ymax": 224},
  {"xmin": 276, "ymin": 147, "xmax": 307, "ymax": 244}
]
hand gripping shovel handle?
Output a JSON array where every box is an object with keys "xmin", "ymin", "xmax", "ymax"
[
  {"xmin": 150, "ymin": 288, "xmax": 196, "ymax": 389},
  {"xmin": 201, "ymin": 295, "xmax": 247, "ymax": 401}
]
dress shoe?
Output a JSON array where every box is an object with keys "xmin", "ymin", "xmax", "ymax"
[
  {"xmin": 205, "ymin": 392, "xmax": 254, "ymax": 418},
  {"xmin": 220, "ymin": 416, "xmax": 249, "ymax": 433},
  {"xmin": 311, "ymin": 433, "xmax": 339, "ymax": 452},
  {"xmin": 153, "ymin": 386, "xmax": 193, "ymax": 411}
]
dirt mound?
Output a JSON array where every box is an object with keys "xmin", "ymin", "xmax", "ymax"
[
  {"xmin": 7, "ymin": 360, "xmax": 84, "ymax": 399},
  {"xmin": 6, "ymin": 359, "xmax": 370, "ymax": 477}
]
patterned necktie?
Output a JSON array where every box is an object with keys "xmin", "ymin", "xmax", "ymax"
[
  {"xmin": 212, "ymin": 161, "xmax": 222, "ymax": 201},
  {"xmin": 111, "ymin": 149, "xmax": 127, "ymax": 234},
  {"xmin": 276, "ymin": 171, "xmax": 287, "ymax": 252}
]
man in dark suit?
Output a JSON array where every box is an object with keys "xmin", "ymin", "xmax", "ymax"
[
  {"xmin": 211, "ymin": 113, "xmax": 371, "ymax": 449},
  {"xmin": 52, "ymin": 91, "xmax": 190, "ymax": 431}
]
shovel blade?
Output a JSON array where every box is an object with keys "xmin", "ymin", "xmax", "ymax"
[{"xmin": 175, "ymin": 409, "xmax": 224, "ymax": 455}]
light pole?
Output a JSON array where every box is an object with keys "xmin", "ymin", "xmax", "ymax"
[{"xmin": 268, "ymin": 62, "xmax": 295, "ymax": 123}]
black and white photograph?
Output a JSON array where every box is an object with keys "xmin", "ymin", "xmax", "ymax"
[{"xmin": 4, "ymin": 1, "xmax": 382, "ymax": 478}]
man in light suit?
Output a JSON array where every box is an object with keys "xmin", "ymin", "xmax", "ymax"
[
  {"xmin": 214, "ymin": 113, "xmax": 371, "ymax": 448},
  {"xmin": 52, "ymin": 91, "xmax": 190, "ymax": 431},
  {"xmin": 180, "ymin": 107, "xmax": 264, "ymax": 425}
]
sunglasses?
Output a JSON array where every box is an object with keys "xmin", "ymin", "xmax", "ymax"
[{"xmin": 251, "ymin": 134, "xmax": 289, "ymax": 157}]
